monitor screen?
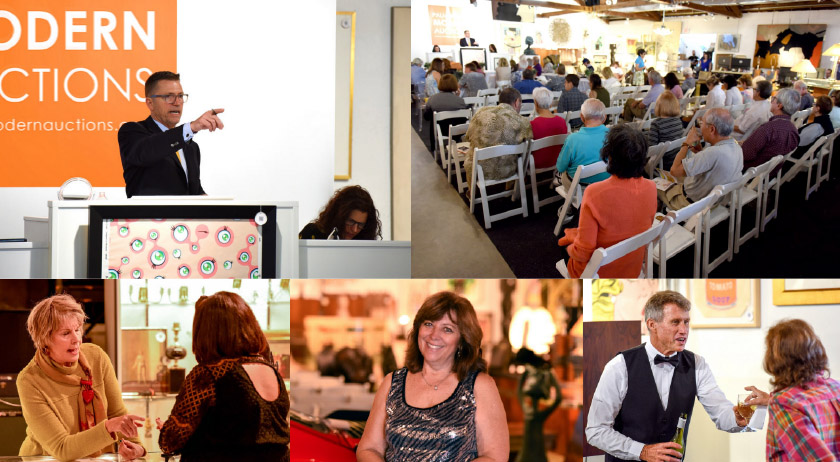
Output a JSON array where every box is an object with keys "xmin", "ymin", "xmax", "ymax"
[{"xmin": 88, "ymin": 205, "xmax": 277, "ymax": 278}]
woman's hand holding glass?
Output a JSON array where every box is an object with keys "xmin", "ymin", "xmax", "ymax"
[{"xmin": 118, "ymin": 439, "xmax": 145, "ymax": 460}]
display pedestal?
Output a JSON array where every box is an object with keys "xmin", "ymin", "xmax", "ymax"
[{"xmin": 298, "ymin": 240, "xmax": 410, "ymax": 278}]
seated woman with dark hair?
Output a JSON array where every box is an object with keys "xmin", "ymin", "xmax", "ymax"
[
  {"xmin": 422, "ymin": 73, "xmax": 468, "ymax": 149},
  {"xmin": 157, "ymin": 292, "xmax": 290, "ymax": 461},
  {"xmin": 664, "ymin": 72, "xmax": 683, "ymax": 99},
  {"xmin": 557, "ymin": 124, "xmax": 657, "ymax": 278},
  {"xmin": 793, "ymin": 95, "xmax": 835, "ymax": 158},
  {"xmin": 299, "ymin": 185, "xmax": 382, "ymax": 240}
]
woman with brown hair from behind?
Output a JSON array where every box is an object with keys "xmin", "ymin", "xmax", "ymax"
[{"xmin": 156, "ymin": 292, "xmax": 290, "ymax": 461}]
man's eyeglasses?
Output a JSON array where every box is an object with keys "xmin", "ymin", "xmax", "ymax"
[
  {"xmin": 345, "ymin": 219, "xmax": 366, "ymax": 231},
  {"xmin": 150, "ymin": 94, "xmax": 189, "ymax": 104}
]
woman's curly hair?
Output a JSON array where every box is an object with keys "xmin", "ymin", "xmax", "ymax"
[
  {"xmin": 314, "ymin": 185, "xmax": 381, "ymax": 240},
  {"xmin": 763, "ymin": 319, "xmax": 829, "ymax": 391}
]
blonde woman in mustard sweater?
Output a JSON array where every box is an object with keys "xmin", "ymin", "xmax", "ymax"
[{"xmin": 17, "ymin": 294, "xmax": 146, "ymax": 461}]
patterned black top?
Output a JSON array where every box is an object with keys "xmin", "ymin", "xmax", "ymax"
[
  {"xmin": 384, "ymin": 367, "xmax": 479, "ymax": 462},
  {"xmin": 158, "ymin": 356, "xmax": 290, "ymax": 462}
]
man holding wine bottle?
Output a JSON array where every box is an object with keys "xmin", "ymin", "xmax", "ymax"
[{"xmin": 585, "ymin": 291, "xmax": 765, "ymax": 462}]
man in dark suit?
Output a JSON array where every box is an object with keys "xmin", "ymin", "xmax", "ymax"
[
  {"xmin": 459, "ymin": 30, "xmax": 477, "ymax": 47},
  {"xmin": 118, "ymin": 71, "xmax": 224, "ymax": 198}
]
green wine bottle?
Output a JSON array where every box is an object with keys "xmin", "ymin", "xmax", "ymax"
[{"xmin": 670, "ymin": 413, "xmax": 687, "ymax": 460}]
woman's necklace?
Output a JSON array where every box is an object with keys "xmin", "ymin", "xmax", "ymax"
[{"xmin": 421, "ymin": 370, "xmax": 452, "ymax": 390}]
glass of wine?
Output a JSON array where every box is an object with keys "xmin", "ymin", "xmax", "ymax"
[{"xmin": 737, "ymin": 393, "xmax": 757, "ymax": 421}]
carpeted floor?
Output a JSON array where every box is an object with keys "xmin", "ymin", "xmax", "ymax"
[{"xmin": 414, "ymin": 104, "xmax": 840, "ymax": 278}]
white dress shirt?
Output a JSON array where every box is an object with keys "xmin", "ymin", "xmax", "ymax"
[
  {"xmin": 707, "ymin": 84, "xmax": 726, "ymax": 108},
  {"xmin": 734, "ymin": 99, "xmax": 771, "ymax": 140},
  {"xmin": 152, "ymin": 118, "xmax": 195, "ymax": 182},
  {"xmin": 585, "ymin": 342, "xmax": 765, "ymax": 461}
]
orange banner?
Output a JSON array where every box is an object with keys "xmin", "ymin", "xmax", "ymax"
[
  {"xmin": 428, "ymin": 5, "xmax": 463, "ymax": 47},
  {"xmin": 0, "ymin": 0, "xmax": 176, "ymax": 187}
]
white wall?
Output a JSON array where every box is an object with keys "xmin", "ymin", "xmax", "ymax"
[
  {"xmin": 411, "ymin": 1, "xmax": 840, "ymax": 71},
  {"xmin": 332, "ymin": 0, "xmax": 411, "ymax": 241},
  {"xmin": 0, "ymin": 0, "xmax": 336, "ymax": 240}
]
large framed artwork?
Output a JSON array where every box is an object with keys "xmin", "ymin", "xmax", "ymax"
[
  {"xmin": 754, "ymin": 24, "xmax": 826, "ymax": 68},
  {"xmin": 687, "ymin": 279, "xmax": 760, "ymax": 328},
  {"xmin": 717, "ymin": 34, "xmax": 740, "ymax": 53},
  {"xmin": 773, "ymin": 279, "xmax": 840, "ymax": 305},
  {"xmin": 591, "ymin": 279, "xmax": 660, "ymax": 334}
]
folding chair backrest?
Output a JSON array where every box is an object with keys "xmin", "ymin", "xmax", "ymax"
[
  {"xmin": 474, "ymin": 142, "xmax": 529, "ymax": 164},
  {"xmin": 448, "ymin": 122, "xmax": 469, "ymax": 139},
  {"xmin": 791, "ymin": 109, "xmax": 810, "ymax": 128},
  {"xmin": 581, "ymin": 219, "xmax": 666, "ymax": 278},
  {"xmin": 485, "ymin": 95, "xmax": 499, "ymax": 106},
  {"xmin": 520, "ymin": 102, "xmax": 535, "ymax": 115},
  {"xmin": 782, "ymin": 136, "xmax": 827, "ymax": 184},
  {"xmin": 645, "ymin": 143, "xmax": 667, "ymax": 178},
  {"xmin": 463, "ymin": 96, "xmax": 485, "ymax": 108},
  {"xmin": 477, "ymin": 88, "xmax": 498, "ymax": 97},
  {"xmin": 668, "ymin": 190, "xmax": 719, "ymax": 224},
  {"xmin": 579, "ymin": 160, "xmax": 608, "ymax": 181},
  {"xmin": 603, "ymin": 106, "xmax": 624, "ymax": 126},
  {"xmin": 683, "ymin": 108, "xmax": 707, "ymax": 136},
  {"xmin": 529, "ymin": 133, "xmax": 568, "ymax": 153}
]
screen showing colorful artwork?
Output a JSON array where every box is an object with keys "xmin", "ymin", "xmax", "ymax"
[{"xmin": 102, "ymin": 219, "xmax": 262, "ymax": 279}]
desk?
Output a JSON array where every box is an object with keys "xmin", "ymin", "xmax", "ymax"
[
  {"xmin": 45, "ymin": 199, "xmax": 299, "ymax": 278},
  {"xmin": 298, "ymin": 240, "xmax": 410, "ymax": 278}
]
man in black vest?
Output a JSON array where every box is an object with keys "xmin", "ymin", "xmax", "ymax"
[{"xmin": 585, "ymin": 291, "xmax": 765, "ymax": 462}]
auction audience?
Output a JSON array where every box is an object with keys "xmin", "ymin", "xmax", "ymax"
[
  {"xmin": 622, "ymin": 70, "xmax": 664, "ymax": 121},
  {"xmin": 706, "ymin": 75, "xmax": 726, "ymax": 108},
  {"xmin": 722, "ymin": 74, "xmax": 743, "ymax": 106},
  {"xmin": 495, "ymin": 58, "xmax": 511, "ymax": 83},
  {"xmin": 738, "ymin": 74, "xmax": 754, "ymax": 103},
  {"xmin": 425, "ymin": 58, "xmax": 443, "ymax": 97},
  {"xmin": 741, "ymin": 88, "xmax": 800, "ymax": 173},
  {"xmin": 681, "ymin": 68, "xmax": 696, "ymax": 94},
  {"xmin": 829, "ymin": 90, "xmax": 840, "ymax": 130},
  {"xmin": 423, "ymin": 74, "xmax": 468, "ymax": 149},
  {"xmin": 530, "ymin": 88, "xmax": 569, "ymax": 169},
  {"xmin": 513, "ymin": 68, "xmax": 545, "ymax": 100},
  {"xmin": 795, "ymin": 80, "xmax": 814, "ymax": 111},
  {"xmin": 533, "ymin": 56, "xmax": 543, "ymax": 76},
  {"xmin": 663, "ymin": 108, "xmax": 743, "ymax": 210},
  {"xmin": 543, "ymin": 57, "xmax": 555, "ymax": 74},
  {"xmin": 459, "ymin": 62, "xmax": 488, "ymax": 97},
  {"xmin": 664, "ymin": 72, "xmax": 683, "ymax": 99},
  {"xmin": 733, "ymin": 80, "xmax": 772, "ymax": 140},
  {"xmin": 546, "ymin": 64, "xmax": 567, "ymax": 91},
  {"xmin": 792, "ymin": 95, "xmax": 835, "ymax": 158},
  {"xmin": 646, "ymin": 92, "xmax": 684, "ymax": 170},
  {"xmin": 464, "ymin": 88, "xmax": 532, "ymax": 190},
  {"xmin": 588, "ymin": 74, "xmax": 611, "ymax": 108},
  {"xmin": 553, "ymin": 99, "xmax": 611, "ymax": 189},
  {"xmin": 411, "ymin": 58, "xmax": 426, "ymax": 87},
  {"xmin": 557, "ymin": 124, "xmax": 656, "ymax": 278},
  {"xmin": 602, "ymin": 67, "xmax": 619, "ymax": 89},
  {"xmin": 558, "ymin": 74, "xmax": 587, "ymax": 129}
]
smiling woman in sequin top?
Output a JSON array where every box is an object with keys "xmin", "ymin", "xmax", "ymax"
[{"xmin": 357, "ymin": 291, "xmax": 509, "ymax": 462}]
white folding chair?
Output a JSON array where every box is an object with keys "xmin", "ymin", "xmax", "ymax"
[
  {"xmin": 703, "ymin": 176, "xmax": 746, "ymax": 277},
  {"xmin": 816, "ymin": 130, "xmax": 839, "ymax": 188},
  {"xmin": 446, "ymin": 123, "xmax": 470, "ymax": 193},
  {"xmin": 553, "ymin": 161, "xmax": 608, "ymax": 236},
  {"xmin": 463, "ymin": 96, "xmax": 485, "ymax": 110},
  {"xmin": 556, "ymin": 219, "xmax": 666, "ymax": 278},
  {"xmin": 469, "ymin": 142, "xmax": 529, "ymax": 229},
  {"xmin": 646, "ymin": 137, "xmax": 686, "ymax": 178},
  {"xmin": 791, "ymin": 109, "xmax": 811, "ymax": 129},
  {"xmin": 603, "ymin": 105, "xmax": 624, "ymax": 127},
  {"xmin": 683, "ymin": 108, "xmax": 707, "ymax": 137},
  {"xmin": 496, "ymin": 80, "xmax": 511, "ymax": 89},
  {"xmin": 653, "ymin": 190, "xmax": 719, "ymax": 278},
  {"xmin": 781, "ymin": 136, "xmax": 828, "ymax": 200},
  {"xmin": 565, "ymin": 110, "xmax": 581, "ymax": 130},
  {"xmin": 733, "ymin": 166, "xmax": 763, "ymax": 254},
  {"xmin": 485, "ymin": 95, "xmax": 499, "ymax": 106},
  {"xmin": 760, "ymin": 155, "xmax": 786, "ymax": 232},
  {"xmin": 433, "ymin": 109, "xmax": 471, "ymax": 166},
  {"xmin": 478, "ymin": 88, "xmax": 499, "ymax": 97},
  {"xmin": 728, "ymin": 103, "xmax": 748, "ymax": 120},
  {"xmin": 520, "ymin": 102, "xmax": 535, "ymax": 117},
  {"xmin": 526, "ymin": 134, "xmax": 568, "ymax": 213}
]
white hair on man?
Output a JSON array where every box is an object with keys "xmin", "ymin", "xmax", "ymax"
[
  {"xmin": 682, "ymin": 68, "xmax": 694, "ymax": 77},
  {"xmin": 793, "ymin": 80, "xmax": 807, "ymax": 91},
  {"xmin": 775, "ymin": 87, "xmax": 801, "ymax": 115},
  {"xmin": 703, "ymin": 107, "xmax": 734, "ymax": 137},
  {"xmin": 533, "ymin": 87, "xmax": 553, "ymax": 110},
  {"xmin": 581, "ymin": 98, "xmax": 606, "ymax": 122}
]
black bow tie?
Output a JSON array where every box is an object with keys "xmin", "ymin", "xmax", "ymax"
[{"xmin": 654, "ymin": 354, "xmax": 679, "ymax": 367}]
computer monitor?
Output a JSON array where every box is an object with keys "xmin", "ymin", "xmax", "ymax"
[{"xmin": 731, "ymin": 57, "xmax": 751, "ymax": 71}]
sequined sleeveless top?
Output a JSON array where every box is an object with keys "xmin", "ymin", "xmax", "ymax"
[{"xmin": 384, "ymin": 367, "xmax": 479, "ymax": 462}]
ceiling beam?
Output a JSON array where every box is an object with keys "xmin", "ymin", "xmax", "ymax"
[
  {"xmin": 600, "ymin": 9, "xmax": 661, "ymax": 21},
  {"xmin": 591, "ymin": 0, "xmax": 651, "ymax": 11},
  {"xmin": 536, "ymin": 9, "xmax": 578, "ymax": 17},
  {"xmin": 493, "ymin": 0, "xmax": 587, "ymax": 12},
  {"xmin": 743, "ymin": 2, "xmax": 840, "ymax": 12},
  {"xmin": 681, "ymin": 2, "xmax": 742, "ymax": 18}
]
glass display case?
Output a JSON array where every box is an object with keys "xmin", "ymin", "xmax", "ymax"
[{"xmin": 116, "ymin": 279, "xmax": 290, "ymax": 453}]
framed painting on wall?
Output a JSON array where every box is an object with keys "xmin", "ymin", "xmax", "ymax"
[
  {"xmin": 591, "ymin": 279, "xmax": 660, "ymax": 334},
  {"xmin": 754, "ymin": 24, "xmax": 826, "ymax": 69},
  {"xmin": 717, "ymin": 34, "xmax": 740, "ymax": 52},
  {"xmin": 687, "ymin": 279, "xmax": 760, "ymax": 328},
  {"xmin": 773, "ymin": 279, "xmax": 840, "ymax": 306}
]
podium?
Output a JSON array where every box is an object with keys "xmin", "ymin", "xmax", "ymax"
[
  {"xmin": 46, "ymin": 199, "xmax": 299, "ymax": 278},
  {"xmin": 298, "ymin": 240, "xmax": 411, "ymax": 278}
]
